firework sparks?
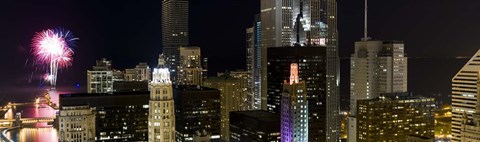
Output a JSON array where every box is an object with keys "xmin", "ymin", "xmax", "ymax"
[{"xmin": 32, "ymin": 29, "xmax": 78, "ymax": 88}]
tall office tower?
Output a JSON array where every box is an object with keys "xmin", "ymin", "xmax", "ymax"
[
  {"xmin": 267, "ymin": 46, "xmax": 328, "ymax": 141},
  {"xmin": 125, "ymin": 63, "xmax": 151, "ymax": 82},
  {"xmin": 204, "ymin": 73, "xmax": 247, "ymax": 141},
  {"xmin": 348, "ymin": 41, "xmax": 407, "ymax": 141},
  {"xmin": 229, "ymin": 111, "xmax": 281, "ymax": 142},
  {"xmin": 229, "ymin": 70, "xmax": 249, "ymax": 109},
  {"xmin": 260, "ymin": 0, "xmax": 294, "ymax": 113},
  {"xmin": 60, "ymin": 91, "xmax": 150, "ymax": 141},
  {"xmin": 452, "ymin": 49, "xmax": 480, "ymax": 141},
  {"xmin": 246, "ymin": 14, "xmax": 263, "ymax": 110},
  {"xmin": 149, "ymin": 68, "xmax": 175, "ymax": 142},
  {"xmin": 58, "ymin": 105, "xmax": 95, "ymax": 142},
  {"xmin": 356, "ymin": 93, "xmax": 435, "ymax": 141},
  {"xmin": 87, "ymin": 58, "xmax": 114, "ymax": 93},
  {"xmin": 178, "ymin": 47, "xmax": 203, "ymax": 85},
  {"xmin": 460, "ymin": 76, "xmax": 480, "ymax": 141},
  {"xmin": 162, "ymin": 0, "xmax": 189, "ymax": 83},
  {"xmin": 173, "ymin": 85, "xmax": 221, "ymax": 141},
  {"xmin": 280, "ymin": 63, "xmax": 308, "ymax": 142}
]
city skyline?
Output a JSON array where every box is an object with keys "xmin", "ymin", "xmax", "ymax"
[{"xmin": 0, "ymin": 0, "xmax": 478, "ymax": 141}]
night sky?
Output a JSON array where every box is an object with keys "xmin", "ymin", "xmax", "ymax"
[{"xmin": 0, "ymin": 0, "xmax": 479, "ymax": 106}]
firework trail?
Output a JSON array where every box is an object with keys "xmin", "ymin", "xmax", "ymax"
[{"xmin": 31, "ymin": 28, "xmax": 78, "ymax": 88}]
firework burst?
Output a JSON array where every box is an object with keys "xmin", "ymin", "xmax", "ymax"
[{"xmin": 32, "ymin": 28, "xmax": 78, "ymax": 88}]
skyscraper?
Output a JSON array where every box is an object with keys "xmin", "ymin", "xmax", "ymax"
[
  {"xmin": 267, "ymin": 46, "xmax": 328, "ymax": 141},
  {"xmin": 246, "ymin": 14, "xmax": 263, "ymax": 110},
  {"xmin": 173, "ymin": 85, "xmax": 221, "ymax": 141},
  {"xmin": 452, "ymin": 49, "xmax": 480, "ymax": 141},
  {"xmin": 125, "ymin": 63, "xmax": 151, "ymax": 82},
  {"xmin": 281, "ymin": 63, "xmax": 308, "ymax": 142},
  {"xmin": 162, "ymin": 0, "xmax": 189, "ymax": 83},
  {"xmin": 259, "ymin": 0, "xmax": 339, "ymax": 140},
  {"xmin": 149, "ymin": 68, "xmax": 175, "ymax": 142},
  {"xmin": 178, "ymin": 46, "xmax": 203, "ymax": 85},
  {"xmin": 348, "ymin": 40, "xmax": 408, "ymax": 142},
  {"xmin": 204, "ymin": 73, "xmax": 247, "ymax": 141}
]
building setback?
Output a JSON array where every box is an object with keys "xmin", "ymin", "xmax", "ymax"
[
  {"xmin": 267, "ymin": 46, "xmax": 327, "ymax": 141},
  {"xmin": 356, "ymin": 93, "xmax": 435, "ymax": 141},
  {"xmin": 229, "ymin": 110, "xmax": 280, "ymax": 142},
  {"xmin": 173, "ymin": 85, "xmax": 221, "ymax": 142},
  {"xmin": 59, "ymin": 91, "xmax": 150, "ymax": 141}
]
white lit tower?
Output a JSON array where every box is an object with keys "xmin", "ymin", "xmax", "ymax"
[{"xmin": 148, "ymin": 66, "xmax": 175, "ymax": 142}]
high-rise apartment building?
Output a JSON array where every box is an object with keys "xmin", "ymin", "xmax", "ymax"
[
  {"xmin": 460, "ymin": 86, "xmax": 480, "ymax": 141},
  {"xmin": 178, "ymin": 46, "xmax": 203, "ymax": 86},
  {"xmin": 204, "ymin": 73, "xmax": 247, "ymax": 141},
  {"xmin": 281, "ymin": 63, "xmax": 308, "ymax": 142},
  {"xmin": 173, "ymin": 85, "xmax": 221, "ymax": 141},
  {"xmin": 246, "ymin": 14, "xmax": 263, "ymax": 110},
  {"xmin": 87, "ymin": 58, "xmax": 114, "ymax": 93},
  {"xmin": 267, "ymin": 46, "xmax": 328, "ymax": 141},
  {"xmin": 125, "ymin": 63, "xmax": 151, "ymax": 82},
  {"xmin": 356, "ymin": 93, "xmax": 435, "ymax": 141},
  {"xmin": 162, "ymin": 0, "xmax": 189, "ymax": 83},
  {"xmin": 149, "ymin": 68, "xmax": 175, "ymax": 142},
  {"xmin": 60, "ymin": 91, "xmax": 150, "ymax": 141},
  {"xmin": 452, "ymin": 49, "xmax": 480, "ymax": 141},
  {"xmin": 229, "ymin": 110, "xmax": 281, "ymax": 142},
  {"xmin": 348, "ymin": 41, "xmax": 408, "ymax": 142},
  {"xmin": 58, "ymin": 105, "xmax": 95, "ymax": 142}
]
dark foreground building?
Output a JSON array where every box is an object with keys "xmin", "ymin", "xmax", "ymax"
[
  {"xmin": 60, "ymin": 91, "xmax": 150, "ymax": 141},
  {"xmin": 173, "ymin": 85, "xmax": 221, "ymax": 142},
  {"xmin": 267, "ymin": 46, "xmax": 328, "ymax": 140},
  {"xmin": 229, "ymin": 110, "xmax": 280, "ymax": 142}
]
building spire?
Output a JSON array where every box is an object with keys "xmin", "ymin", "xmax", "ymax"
[
  {"xmin": 363, "ymin": 0, "xmax": 369, "ymax": 41},
  {"xmin": 289, "ymin": 63, "xmax": 299, "ymax": 85},
  {"xmin": 152, "ymin": 68, "xmax": 171, "ymax": 84}
]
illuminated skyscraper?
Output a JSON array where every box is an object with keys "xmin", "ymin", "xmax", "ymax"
[
  {"xmin": 281, "ymin": 63, "xmax": 308, "ymax": 142},
  {"xmin": 267, "ymin": 46, "xmax": 328, "ymax": 141},
  {"xmin": 259, "ymin": 0, "xmax": 339, "ymax": 140},
  {"xmin": 87, "ymin": 58, "xmax": 114, "ymax": 93},
  {"xmin": 149, "ymin": 68, "xmax": 175, "ymax": 142},
  {"xmin": 348, "ymin": 41, "xmax": 408, "ymax": 142},
  {"xmin": 246, "ymin": 14, "xmax": 263, "ymax": 110},
  {"xmin": 125, "ymin": 63, "xmax": 151, "ymax": 82},
  {"xmin": 452, "ymin": 49, "xmax": 480, "ymax": 141},
  {"xmin": 162, "ymin": 0, "xmax": 189, "ymax": 83},
  {"xmin": 204, "ymin": 73, "xmax": 247, "ymax": 141},
  {"xmin": 178, "ymin": 46, "xmax": 203, "ymax": 86}
]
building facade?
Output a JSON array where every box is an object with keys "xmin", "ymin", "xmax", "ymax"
[
  {"xmin": 204, "ymin": 73, "xmax": 247, "ymax": 141},
  {"xmin": 246, "ymin": 14, "xmax": 263, "ymax": 110},
  {"xmin": 267, "ymin": 46, "xmax": 328, "ymax": 141},
  {"xmin": 348, "ymin": 40, "xmax": 407, "ymax": 141},
  {"xmin": 229, "ymin": 110, "xmax": 280, "ymax": 142},
  {"xmin": 178, "ymin": 46, "xmax": 203, "ymax": 86},
  {"xmin": 60, "ymin": 92, "xmax": 150, "ymax": 141},
  {"xmin": 162, "ymin": 0, "xmax": 189, "ymax": 83},
  {"xmin": 173, "ymin": 85, "xmax": 221, "ymax": 142},
  {"xmin": 58, "ymin": 105, "xmax": 95, "ymax": 142},
  {"xmin": 356, "ymin": 94, "xmax": 435, "ymax": 142},
  {"xmin": 452, "ymin": 49, "xmax": 480, "ymax": 141},
  {"xmin": 149, "ymin": 68, "xmax": 176, "ymax": 142},
  {"xmin": 280, "ymin": 63, "xmax": 308, "ymax": 142},
  {"xmin": 125, "ymin": 63, "xmax": 151, "ymax": 82},
  {"xmin": 87, "ymin": 58, "xmax": 114, "ymax": 93}
]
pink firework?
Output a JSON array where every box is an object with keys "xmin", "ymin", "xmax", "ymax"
[{"xmin": 32, "ymin": 29, "xmax": 77, "ymax": 87}]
